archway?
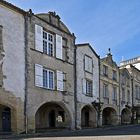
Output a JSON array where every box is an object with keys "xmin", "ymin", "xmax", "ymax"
[
  {"xmin": 81, "ymin": 105, "xmax": 97, "ymax": 128},
  {"xmin": 121, "ymin": 108, "xmax": 132, "ymax": 124},
  {"xmin": 35, "ymin": 102, "xmax": 71, "ymax": 131},
  {"xmin": 0, "ymin": 105, "xmax": 11, "ymax": 132},
  {"xmin": 102, "ymin": 107, "xmax": 117, "ymax": 125}
]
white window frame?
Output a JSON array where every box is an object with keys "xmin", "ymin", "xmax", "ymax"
[
  {"xmin": 43, "ymin": 30, "xmax": 54, "ymax": 56},
  {"xmin": 84, "ymin": 55, "xmax": 93, "ymax": 73},
  {"xmin": 86, "ymin": 80, "xmax": 92, "ymax": 96},
  {"xmin": 43, "ymin": 68, "xmax": 54, "ymax": 90}
]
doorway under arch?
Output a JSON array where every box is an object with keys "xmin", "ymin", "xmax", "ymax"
[
  {"xmin": 81, "ymin": 105, "xmax": 97, "ymax": 128},
  {"xmin": 102, "ymin": 107, "xmax": 117, "ymax": 125},
  {"xmin": 121, "ymin": 108, "xmax": 132, "ymax": 124},
  {"xmin": 0, "ymin": 105, "xmax": 11, "ymax": 132},
  {"xmin": 35, "ymin": 102, "xmax": 71, "ymax": 131}
]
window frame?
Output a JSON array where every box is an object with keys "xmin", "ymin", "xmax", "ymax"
[
  {"xmin": 103, "ymin": 65, "xmax": 108, "ymax": 77},
  {"xmin": 84, "ymin": 55, "xmax": 93, "ymax": 74},
  {"xmin": 43, "ymin": 30, "xmax": 54, "ymax": 57},
  {"xmin": 86, "ymin": 79, "xmax": 93, "ymax": 96},
  {"xmin": 43, "ymin": 68, "xmax": 55, "ymax": 90}
]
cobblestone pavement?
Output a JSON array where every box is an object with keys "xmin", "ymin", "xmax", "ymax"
[{"xmin": 1, "ymin": 124, "xmax": 140, "ymax": 140}]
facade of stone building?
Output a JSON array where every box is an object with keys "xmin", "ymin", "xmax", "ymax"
[
  {"xmin": 100, "ymin": 52, "xmax": 120, "ymax": 126},
  {"xmin": 75, "ymin": 43, "xmax": 99, "ymax": 129},
  {"xmin": 25, "ymin": 11, "xmax": 76, "ymax": 132},
  {"xmin": 1, "ymin": 0, "xmax": 140, "ymax": 134},
  {"xmin": 0, "ymin": 1, "xmax": 26, "ymax": 133},
  {"xmin": 120, "ymin": 64, "xmax": 140, "ymax": 124},
  {"xmin": 119, "ymin": 68, "xmax": 132, "ymax": 124}
]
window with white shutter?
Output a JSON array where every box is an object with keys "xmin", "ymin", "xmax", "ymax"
[
  {"xmin": 35, "ymin": 64, "xmax": 43, "ymax": 87},
  {"xmin": 43, "ymin": 69, "xmax": 54, "ymax": 89},
  {"xmin": 56, "ymin": 34, "xmax": 63, "ymax": 59},
  {"xmin": 57, "ymin": 70, "xmax": 64, "ymax": 91},
  {"xmin": 83, "ymin": 79, "xmax": 86, "ymax": 95},
  {"xmin": 43, "ymin": 31, "xmax": 54, "ymax": 56},
  {"xmin": 35, "ymin": 24, "xmax": 43, "ymax": 52},
  {"xmin": 84, "ymin": 55, "xmax": 93, "ymax": 73}
]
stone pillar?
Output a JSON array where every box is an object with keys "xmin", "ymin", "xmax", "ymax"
[
  {"xmin": 98, "ymin": 111, "xmax": 102, "ymax": 127},
  {"xmin": 27, "ymin": 113, "xmax": 36, "ymax": 133},
  {"xmin": 76, "ymin": 103, "xmax": 81, "ymax": 130}
]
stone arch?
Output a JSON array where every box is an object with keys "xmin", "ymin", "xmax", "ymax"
[
  {"xmin": 35, "ymin": 101, "xmax": 72, "ymax": 132},
  {"xmin": 81, "ymin": 105, "xmax": 97, "ymax": 128},
  {"xmin": 0, "ymin": 103, "xmax": 17, "ymax": 133},
  {"xmin": 121, "ymin": 108, "xmax": 132, "ymax": 124},
  {"xmin": 102, "ymin": 107, "xmax": 117, "ymax": 125}
]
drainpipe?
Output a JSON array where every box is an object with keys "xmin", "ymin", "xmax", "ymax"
[
  {"xmin": 24, "ymin": 13, "xmax": 29, "ymax": 134},
  {"xmin": 73, "ymin": 33, "xmax": 77, "ymax": 129}
]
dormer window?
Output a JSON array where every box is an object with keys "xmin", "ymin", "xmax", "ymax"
[{"xmin": 103, "ymin": 65, "xmax": 108, "ymax": 77}]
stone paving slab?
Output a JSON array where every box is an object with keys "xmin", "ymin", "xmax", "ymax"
[{"xmin": 23, "ymin": 135, "xmax": 140, "ymax": 140}]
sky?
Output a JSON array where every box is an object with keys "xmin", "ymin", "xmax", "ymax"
[{"xmin": 7, "ymin": 0, "xmax": 140, "ymax": 64}]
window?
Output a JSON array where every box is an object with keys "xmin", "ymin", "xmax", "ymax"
[
  {"xmin": 43, "ymin": 68, "xmax": 54, "ymax": 89},
  {"xmin": 84, "ymin": 55, "xmax": 93, "ymax": 73},
  {"xmin": 103, "ymin": 65, "xmax": 108, "ymax": 76},
  {"xmin": 121, "ymin": 74, "xmax": 125, "ymax": 85},
  {"xmin": 112, "ymin": 70, "xmax": 117, "ymax": 81},
  {"xmin": 35, "ymin": 25, "xmax": 63, "ymax": 60},
  {"xmin": 43, "ymin": 31, "xmax": 54, "ymax": 56},
  {"xmin": 135, "ymin": 85, "xmax": 140, "ymax": 99},
  {"xmin": 103, "ymin": 84, "xmax": 108, "ymax": 97},
  {"xmin": 127, "ymin": 90, "xmax": 130, "ymax": 103},
  {"xmin": 122, "ymin": 88, "xmax": 125, "ymax": 101},
  {"xmin": 112, "ymin": 87, "xmax": 117, "ymax": 105},
  {"xmin": 86, "ymin": 80, "xmax": 92, "ymax": 96}
]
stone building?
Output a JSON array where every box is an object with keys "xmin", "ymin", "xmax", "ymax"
[
  {"xmin": 120, "ymin": 64, "xmax": 140, "ymax": 124},
  {"xmin": 75, "ymin": 43, "xmax": 99, "ymax": 129},
  {"xmin": 119, "ymin": 68, "xmax": 132, "ymax": 124},
  {"xmin": 100, "ymin": 50, "xmax": 120, "ymax": 126},
  {"xmin": 25, "ymin": 11, "xmax": 76, "ymax": 132},
  {"xmin": 0, "ymin": 1, "xmax": 26, "ymax": 133},
  {"xmin": 120, "ymin": 56, "xmax": 140, "ymax": 70}
]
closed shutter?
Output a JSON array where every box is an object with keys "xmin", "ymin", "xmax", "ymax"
[
  {"xmin": 57, "ymin": 70, "xmax": 64, "ymax": 91},
  {"xmin": 85, "ymin": 56, "xmax": 88, "ymax": 71},
  {"xmin": 35, "ymin": 64, "xmax": 43, "ymax": 87},
  {"xmin": 35, "ymin": 24, "xmax": 43, "ymax": 52},
  {"xmin": 83, "ymin": 79, "xmax": 86, "ymax": 95},
  {"xmin": 88, "ymin": 58, "xmax": 92, "ymax": 73},
  {"xmin": 56, "ymin": 34, "xmax": 63, "ymax": 59}
]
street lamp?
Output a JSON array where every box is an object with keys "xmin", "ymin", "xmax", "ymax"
[{"xmin": 92, "ymin": 101, "xmax": 104, "ymax": 127}]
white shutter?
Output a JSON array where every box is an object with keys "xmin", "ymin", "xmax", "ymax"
[
  {"xmin": 35, "ymin": 24, "xmax": 43, "ymax": 52},
  {"xmin": 56, "ymin": 34, "xmax": 63, "ymax": 59},
  {"xmin": 35, "ymin": 64, "xmax": 43, "ymax": 87},
  {"xmin": 85, "ymin": 56, "xmax": 89, "ymax": 71},
  {"xmin": 88, "ymin": 58, "xmax": 93, "ymax": 73},
  {"xmin": 57, "ymin": 70, "xmax": 64, "ymax": 91},
  {"xmin": 83, "ymin": 79, "xmax": 86, "ymax": 95}
]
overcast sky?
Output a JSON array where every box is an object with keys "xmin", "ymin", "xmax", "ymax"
[{"xmin": 7, "ymin": 0, "xmax": 140, "ymax": 64}]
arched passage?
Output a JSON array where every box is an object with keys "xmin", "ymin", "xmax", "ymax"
[
  {"xmin": 121, "ymin": 108, "xmax": 132, "ymax": 124},
  {"xmin": 35, "ymin": 102, "xmax": 71, "ymax": 131},
  {"xmin": 102, "ymin": 107, "xmax": 117, "ymax": 125},
  {"xmin": 81, "ymin": 105, "xmax": 97, "ymax": 128},
  {"xmin": 0, "ymin": 105, "xmax": 11, "ymax": 132}
]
